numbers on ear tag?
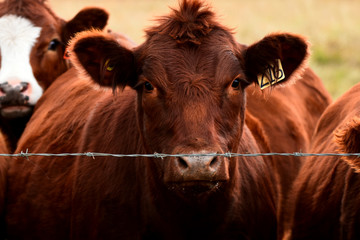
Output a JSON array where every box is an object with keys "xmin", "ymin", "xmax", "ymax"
[
  {"xmin": 105, "ymin": 59, "xmax": 114, "ymax": 72},
  {"xmin": 257, "ymin": 59, "xmax": 285, "ymax": 90}
]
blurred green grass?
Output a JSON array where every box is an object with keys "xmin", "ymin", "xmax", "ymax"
[{"xmin": 50, "ymin": 0, "xmax": 360, "ymax": 99}]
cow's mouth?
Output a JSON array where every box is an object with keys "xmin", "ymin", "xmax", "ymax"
[
  {"xmin": 167, "ymin": 181, "xmax": 225, "ymax": 198},
  {"xmin": 1, "ymin": 105, "xmax": 33, "ymax": 118},
  {"xmin": 0, "ymin": 90, "xmax": 33, "ymax": 118}
]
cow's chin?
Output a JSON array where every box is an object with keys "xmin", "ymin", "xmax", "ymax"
[
  {"xmin": 1, "ymin": 105, "xmax": 33, "ymax": 118},
  {"xmin": 167, "ymin": 181, "xmax": 225, "ymax": 201}
]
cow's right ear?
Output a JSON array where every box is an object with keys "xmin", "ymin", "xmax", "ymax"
[
  {"xmin": 335, "ymin": 115, "xmax": 360, "ymax": 172},
  {"xmin": 244, "ymin": 33, "xmax": 309, "ymax": 88},
  {"xmin": 68, "ymin": 30, "xmax": 137, "ymax": 89}
]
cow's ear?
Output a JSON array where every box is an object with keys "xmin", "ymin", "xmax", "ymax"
[
  {"xmin": 244, "ymin": 33, "xmax": 309, "ymax": 87},
  {"xmin": 68, "ymin": 30, "xmax": 137, "ymax": 89},
  {"xmin": 335, "ymin": 115, "xmax": 360, "ymax": 172},
  {"xmin": 62, "ymin": 8, "xmax": 109, "ymax": 43}
]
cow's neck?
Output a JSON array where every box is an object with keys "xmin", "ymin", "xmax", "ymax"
[
  {"xmin": 140, "ymin": 151, "xmax": 242, "ymax": 237},
  {"xmin": 141, "ymin": 181, "xmax": 235, "ymax": 238},
  {"xmin": 0, "ymin": 114, "xmax": 32, "ymax": 152}
]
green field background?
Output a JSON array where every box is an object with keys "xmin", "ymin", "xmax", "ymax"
[{"xmin": 50, "ymin": 0, "xmax": 360, "ymax": 99}]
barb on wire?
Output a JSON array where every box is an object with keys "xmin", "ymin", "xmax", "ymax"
[
  {"xmin": 85, "ymin": 152, "xmax": 95, "ymax": 159},
  {"xmin": 20, "ymin": 149, "xmax": 29, "ymax": 160},
  {"xmin": 0, "ymin": 151, "xmax": 359, "ymax": 159}
]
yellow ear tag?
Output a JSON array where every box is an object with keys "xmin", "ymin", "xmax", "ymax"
[
  {"xmin": 257, "ymin": 59, "xmax": 285, "ymax": 90},
  {"xmin": 105, "ymin": 59, "xmax": 114, "ymax": 72}
]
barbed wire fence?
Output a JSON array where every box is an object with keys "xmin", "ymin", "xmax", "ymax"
[
  {"xmin": 2, "ymin": 151, "xmax": 355, "ymax": 179},
  {"xmin": 1, "ymin": 150, "xmax": 359, "ymax": 159}
]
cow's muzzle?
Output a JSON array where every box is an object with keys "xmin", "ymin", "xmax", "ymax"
[
  {"xmin": 0, "ymin": 82, "xmax": 32, "ymax": 118},
  {"xmin": 164, "ymin": 152, "xmax": 230, "ymax": 195}
]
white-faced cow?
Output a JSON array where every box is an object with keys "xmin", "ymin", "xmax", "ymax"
[
  {"xmin": 0, "ymin": 0, "xmax": 109, "ymax": 152},
  {"xmin": 6, "ymin": 0, "xmax": 331, "ymax": 239}
]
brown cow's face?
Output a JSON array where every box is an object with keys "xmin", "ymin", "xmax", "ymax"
[
  {"xmin": 69, "ymin": 1, "xmax": 308, "ymax": 197},
  {"xmin": 0, "ymin": 0, "xmax": 108, "ymax": 119},
  {"xmin": 135, "ymin": 32, "xmax": 247, "ymax": 188}
]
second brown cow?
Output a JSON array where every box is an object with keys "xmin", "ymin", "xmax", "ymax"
[{"xmin": 283, "ymin": 83, "xmax": 360, "ymax": 239}]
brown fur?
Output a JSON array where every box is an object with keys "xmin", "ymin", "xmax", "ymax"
[
  {"xmin": 283, "ymin": 82, "xmax": 360, "ymax": 239},
  {"xmin": 246, "ymin": 67, "xmax": 332, "ymax": 238},
  {"xmin": 6, "ymin": 1, "xmax": 330, "ymax": 239},
  {"xmin": 146, "ymin": 0, "xmax": 228, "ymax": 45},
  {"xmin": 0, "ymin": 0, "xmax": 110, "ymax": 152},
  {"xmin": 335, "ymin": 115, "xmax": 360, "ymax": 171}
]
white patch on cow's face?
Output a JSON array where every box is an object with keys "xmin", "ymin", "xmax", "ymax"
[{"xmin": 0, "ymin": 14, "xmax": 43, "ymax": 105}]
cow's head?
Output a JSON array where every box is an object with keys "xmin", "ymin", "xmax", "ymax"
[
  {"xmin": 69, "ymin": 0, "xmax": 308, "ymax": 197},
  {"xmin": 0, "ymin": 0, "xmax": 108, "ymax": 119}
]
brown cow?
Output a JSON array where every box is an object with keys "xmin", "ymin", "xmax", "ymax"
[
  {"xmin": 0, "ymin": 0, "xmax": 109, "ymax": 152},
  {"xmin": 6, "ymin": 0, "xmax": 330, "ymax": 239},
  {"xmin": 283, "ymin": 82, "xmax": 360, "ymax": 240}
]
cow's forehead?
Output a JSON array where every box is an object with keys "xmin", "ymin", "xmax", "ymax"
[
  {"xmin": 0, "ymin": 0, "xmax": 60, "ymax": 28},
  {"xmin": 0, "ymin": 14, "xmax": 41, "ymax": 52},
  {"xmin": 140, "ymin": 35, "xmax": 243, "ymax": 87}
]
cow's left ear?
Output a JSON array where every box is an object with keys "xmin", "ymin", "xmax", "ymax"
[
  {"xmin": 62, "ymin": 7, "xmax": 109, "ymax": 43},
  {"xmin": 68, "ymin": 30, "xmax": 137, "ymax": 89},
  {"xmin": 244, "ymin": 33, "xmax": 309, "ymax": 87},
  {"xmin": 335, "ymin": 116, "xmax": 360, "ymax": 172}
]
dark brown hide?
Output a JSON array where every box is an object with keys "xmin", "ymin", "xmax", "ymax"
[
  {"xmin": 6, "ymin": 1, "xmax": 330, "ymax": 239},
  {"xmin": 246, "ymin": 67, "xmax": 331, "ymax": 237},
  {"xmin": 284, "ymin": 82, "xmax": 360, "ymax": 239}
]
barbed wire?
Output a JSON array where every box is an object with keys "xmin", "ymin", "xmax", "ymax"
[{"xmin": 0, "ymin": 150, "xmax": 359, "ymax": 159}]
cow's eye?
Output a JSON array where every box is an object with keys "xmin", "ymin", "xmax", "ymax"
[
  {"xmin": 231, "ymin": 78, "xmax": 241, "ymax": 89},
  {"xmin": 144, "ymin": 81, "xmax": 154, "ymax": 91},
  {"xmin": 48, "ymin": 39, "xmax": 60, "ymax": 51},
  {"xmin": 231, "ymin": 77, "xmax": 249, "ymax": 89}
]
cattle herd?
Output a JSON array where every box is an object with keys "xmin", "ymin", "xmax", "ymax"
[{"xmin": 0, "ymin": 0, "xmax": 358, "ymax": 239}]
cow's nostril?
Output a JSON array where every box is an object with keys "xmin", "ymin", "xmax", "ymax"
[
  {"xmin": 210, "ymin": 156, "xmax": 218, "ymax": 167},
  {"xmin": 0, "ymin": 82, "xmax": 9, "ymax": 93},
  {"xmin": 20, "ymin": 82, "xmax": 29, "ymax": 92},
  {"xmin": 178, "ymin": 157, "xmax": 188, "ymax": 169}
]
